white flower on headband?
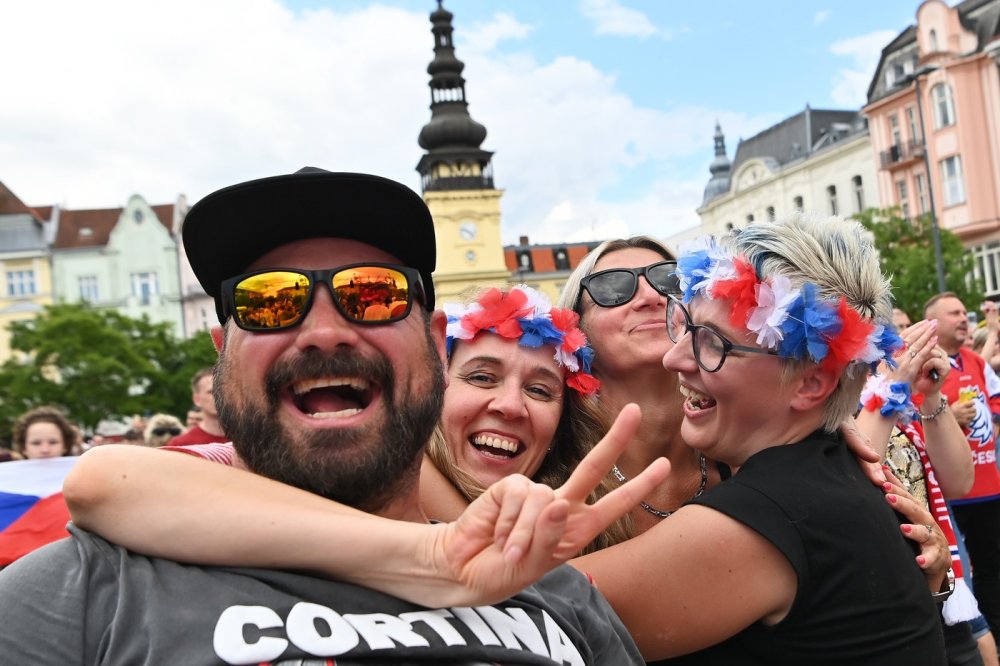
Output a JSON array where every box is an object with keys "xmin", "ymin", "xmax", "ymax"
[
  {"xmin": 444, "ymin": 301, "xmax": 479, "ymax": 341},
  {"xmin": 554, "ymin": 347, "xmax": 581, "ymax": 373},
  {"xmin": 676, "ymin": 237, "xmax": 735, "ymax": 300},
  {"xmin": 515, "ymin": 283, "xmax": 552, "ymax": 315},
  {"xmin": 747, "ymin": 275, "xmax": 799, "ymax": 348}
]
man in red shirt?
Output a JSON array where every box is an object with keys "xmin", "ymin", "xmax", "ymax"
[
  {"xmin": 166, "ymin": 367, "xmax": 227, "ymax": 446},
  {"xmin": 926, "ymin": 292, "xmax": 1000, "ymax": 639}
]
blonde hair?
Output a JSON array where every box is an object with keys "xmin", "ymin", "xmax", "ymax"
[
  {"xmin": 718, "ymin": 213, "xmax": 892, "ymax": 430},
  {"xmin": 554, "ymin": 236, "xmax": 676, "ymax": 549},
  {"xmin": 144, "ymin": 413, "xmax": 185, "ymax": 447},
  {"xmin": 557, "ymin": 236, "xmax": 674, "ymax": 313}
]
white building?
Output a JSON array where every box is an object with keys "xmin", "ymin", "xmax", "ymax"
[{"xmin": 681, "ymin": 107, "xmax": 878, "ymax": 246}]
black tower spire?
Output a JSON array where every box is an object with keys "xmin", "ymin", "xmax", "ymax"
[
  {"xmin": 702, "ymin": 121, "xmax": 732, "ymax": 204},
  {"xmin": 416, "ymin": 1, "xmax": 494, "ymax": 192}
]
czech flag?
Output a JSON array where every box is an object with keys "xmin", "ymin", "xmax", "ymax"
[{"xmin": 0, "ymin": 457, "xmax": 76, "ymax": 565}]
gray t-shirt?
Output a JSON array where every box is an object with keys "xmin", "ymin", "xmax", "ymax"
[{"xmin": 0, "ymin": 525, "xmax": 641, "ymax": 665}]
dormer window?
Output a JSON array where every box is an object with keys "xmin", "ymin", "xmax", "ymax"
[{"xmin": 79, "ymin": 227, "xmax": 93, "ymax": 237}]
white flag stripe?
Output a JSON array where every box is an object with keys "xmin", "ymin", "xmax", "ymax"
[{"xmin": 0, "ymin": 457, "xmax": 78, "ymax": 496}]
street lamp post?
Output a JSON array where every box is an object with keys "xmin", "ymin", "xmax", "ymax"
[{"xmin": 905, "ymin": 65, "xmax": 947, "ymax": 293}]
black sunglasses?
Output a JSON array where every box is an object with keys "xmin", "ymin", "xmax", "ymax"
[
  {"xmin": 151, "ymin": 427, "xmax": 182, "ymax": 437},
  {"xmin": 221, "ymin": 263, "xmax": 427, "ymax": 332},
  {"xmin": 666, "ymin": 296, "xmax": 778, "ymax": 372},
  {"xmin": 579, "ymin": 260, "xmax": 680, "ymax": 308}
]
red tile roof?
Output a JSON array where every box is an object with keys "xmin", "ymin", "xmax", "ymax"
[{"xmin": 53, "ymin": 203, "xmax": 174, "ymax": 249}]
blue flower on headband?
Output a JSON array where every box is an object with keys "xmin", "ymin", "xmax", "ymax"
[
  {"xmin": 518, "ymin": 317, "xmax": 564, "ymax": 350},
  {"xmin": 677, "ymin": 250, "xmax": 714, "ymax": 303},
  {"xmin": 778, "ymin": 284, "xmax": 841, "ymax": 362},
  {"xmin": 445, "ymin": 315, "xmax": 460, "ymax": 355},
  {"xmin": 869, "ymin": 325, "xmax": 904, "ymax": 370},
  {"xmin": 576, "ymin": 345, "xmax": 595, "ymax": 374}
]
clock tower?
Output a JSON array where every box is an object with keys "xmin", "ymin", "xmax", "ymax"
[{"xmin": 416, "ymin": 1, "xmax": 509, "ymax": 302}]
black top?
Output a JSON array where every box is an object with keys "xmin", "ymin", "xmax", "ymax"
[{"xmin": 651, "ymin": 430, "xmax": 946, "ymax": 665}]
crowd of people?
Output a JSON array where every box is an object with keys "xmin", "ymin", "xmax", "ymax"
[
  {"xmin": 1, "ymin": 166, "xmax": 999, "ymax": 664},
  {"xmin": 0, "ymin": 364, "xmax": 227, "ymax": 461}
]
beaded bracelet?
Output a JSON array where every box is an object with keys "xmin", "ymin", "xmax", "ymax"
[
  {"xmin": 860, "ymin": 375, "xmax": 917, "ymax": 424},
  {"xmin": 919, "ymin": 393, "xmax": 949, "ymax": 421}
]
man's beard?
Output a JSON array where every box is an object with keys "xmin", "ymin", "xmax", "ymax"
[{"xmin": 214, "ymin": 333, "xmax": 444, "ymax": 513}]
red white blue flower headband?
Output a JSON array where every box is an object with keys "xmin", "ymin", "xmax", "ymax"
[
  {"xmin": 675, "ymin": 237, "xmax": 903, "ymax": 375},
  {"xmin": 445, "ymin": 285, "xmax": 601, "ymax": 396}
]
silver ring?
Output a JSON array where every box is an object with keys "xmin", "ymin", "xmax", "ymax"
[
  {"xmin": 925, "ymin": 524, "xmax": 935, "ymax": 540},
  {"xmin": 909, "ymin": 350, "xmax": 917, "ymax": 359}
]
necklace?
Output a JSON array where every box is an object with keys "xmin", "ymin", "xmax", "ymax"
[{"xmin": 612, "ymin": 453, "xmax": 708, "ymax": 519}]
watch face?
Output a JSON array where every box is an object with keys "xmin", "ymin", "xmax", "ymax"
[{"xmin": 459, "ymin": 221, "xmax": 478, "ymax": 241}]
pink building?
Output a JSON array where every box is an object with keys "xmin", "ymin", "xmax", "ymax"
[{"xmin": 864, "ymin": 0, "xmax": 1000, "ymax": 295}]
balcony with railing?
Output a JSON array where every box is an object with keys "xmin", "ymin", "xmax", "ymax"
[{"xmin": 879, "ymin": 139, "xmax": 925, "ymax": 170}]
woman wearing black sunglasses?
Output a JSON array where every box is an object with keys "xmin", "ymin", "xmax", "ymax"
[{"xmin": 557, "ymin": 236, "xmax": 725, "ymax": 541}]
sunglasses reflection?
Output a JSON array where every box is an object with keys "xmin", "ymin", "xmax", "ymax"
[{"xmin": 234, "ymin": 267, "xmax": 411, "ymax": 327}]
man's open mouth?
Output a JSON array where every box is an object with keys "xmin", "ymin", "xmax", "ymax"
[{"xmin": 292, "ymin": 377, "xmax": 376, "ymax": 418}]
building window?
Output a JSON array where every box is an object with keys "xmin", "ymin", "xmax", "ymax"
[
  {"xmin": 78, "ymin": 275, "xmax": 99, "ymax": 302},
  {"xmin": 131, "ymin": 272, "xmax": 159, "ymax": 306},
  {"xmin": 793, "ymin": 196, "xmax": 804, "ymax": 211},
  {"xmin": 766, "ymin": 206, "xmax": 776, "ymax": 221},
  {"xmin": 746, "ymin": 214, "xmax": 755, "ymax": 224},
  {"xmin": 517, "ymin": 251, "xmax": 534, "ymax": 273},
  {"xmin": 915, "ymin": 173, "xmax": 929, "ymax": 214},
  {"xmin": 906, "ymin": 106, "xmax": 920, "ymax": 142},
  {"xmin": 725, "ymin": 222, "xmax": 734, "ymax": 231},
  {"xmin": 929, "ymin": 29, "xmax": 938, "ymax": 53},
  {"xmin": 889, "ymin": 114, "xmax": 901, "ymax": 146},
  {"xmin": 932, "ymin": 83, "xmax": 956, "ymax": 128},
  {"xmin": 852, "ymin": 175, "xmax": 865, "ymax": 212},
  {"xmin": 897, "ymin": 180, "xmax": 910, "ymax": 219},
  {"xmin": 827, "ymin": 186, "xmax": 838, "ymax": 216},
  {"xmin": 6, "ymin": 270, "xmax": 36, "ymax": 297},
  {"xmin": 941, "ymin": 156, "xmax": 966, "ymax": 206},
  {"xmin": 973, "ymin": 242, "xmax": 1000, "ymax": 297},
  {"xmin": 552, "ymin": 248, "xmax": 570, "ymax": 271}
]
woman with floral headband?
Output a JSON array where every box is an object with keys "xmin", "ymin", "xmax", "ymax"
[
  {"xmin": 569, "ymin": 215, "xmax": 946, "ymax": 663},
  {"xmin": 416, "ymin": 285, "xmax": 611, "ymax": 539}
]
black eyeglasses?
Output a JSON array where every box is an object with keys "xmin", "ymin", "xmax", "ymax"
[
  {"xmin": 151, "ymin": 427, "xmax": 182, "ymax": 437},
  {"xmin": 221, "ymin": 263, "xmax": 427, "ymax": 332},
  {"xmin": 579, "ymin": 261, "xmax": 679, "ymax": 308},
  {"xmin": 666, "ymin": 297, "xmax": 778, "ymax": 372}
]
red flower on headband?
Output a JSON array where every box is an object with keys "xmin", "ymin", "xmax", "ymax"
[
  {"xmin": 550, "ymin": 307, "xmax": 586, "ymax": 352},
  {"xmin": 863, "ymin": 394, "xmax": 885, "ymax": 412},
  {"xmin": 463, "ymin": 287, "xmax": 532, "ymax": 339},
  {"xmin": 711, "ymin": 258, "xmax": 759, "ymax": 328},
  {"xmin": 567, "ymin": 372, "xmax": 601, "ymax": 395},
  {"xmin": 821, "ymin": 298, "xmax": 875, "ymax": 374}
]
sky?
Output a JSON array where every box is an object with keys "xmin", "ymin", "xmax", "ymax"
[{"xmin": 3, "ymin": 0, "xmax": 921, "ymax": 245}]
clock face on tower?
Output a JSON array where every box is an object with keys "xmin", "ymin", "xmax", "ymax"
[{"xmin": 459, "ymin": 221, "xmax": 479, "ymax": 241}]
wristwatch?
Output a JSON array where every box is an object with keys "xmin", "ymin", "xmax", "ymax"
[{"xmin": 932, "ymin": 568, "xmax": 956, "ymax": 603}]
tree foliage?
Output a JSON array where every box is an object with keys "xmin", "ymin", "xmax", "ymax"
[
  {"xmin": 0, "ymin": 303, "xmax": 217, "ymax": 446},
  {"xmin": 855, "ymin": 207, "xmax": 984, "ymax": 321}
]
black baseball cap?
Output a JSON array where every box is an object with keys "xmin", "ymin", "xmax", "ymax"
[{"xmin": 182, "ymin": 167, "xmax": 436, "ymax": 323}]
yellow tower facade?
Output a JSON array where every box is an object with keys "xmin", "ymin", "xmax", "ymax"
[{"xmin": 416, "ymin": 2, "xmax": 510, "ymax": 303}]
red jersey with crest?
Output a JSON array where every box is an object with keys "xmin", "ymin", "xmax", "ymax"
[{"xmin": 942, "ymin": 347, "xmax": 1000, "ymax": 503}]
